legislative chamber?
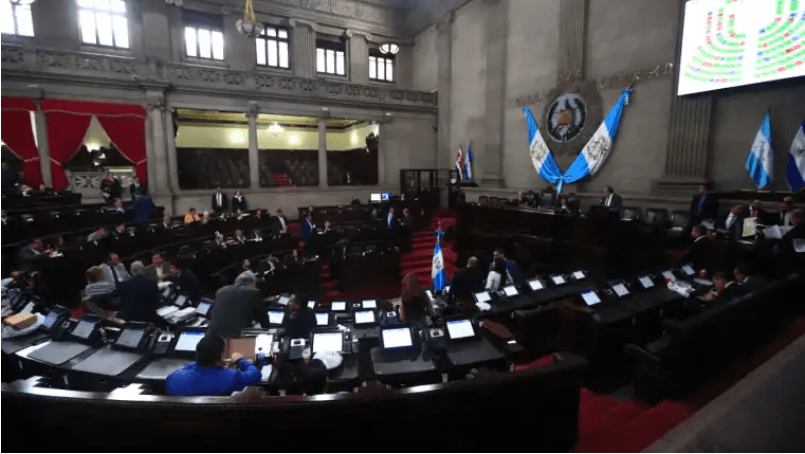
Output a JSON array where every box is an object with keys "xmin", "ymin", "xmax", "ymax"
[{"xmin": 2, "ymin": 0, "xmax": 805, "ymax": 452}]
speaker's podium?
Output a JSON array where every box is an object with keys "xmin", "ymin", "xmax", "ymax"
[{"xmin": 589, "ymin": 205, "xmax": 620, "ymax": 223}]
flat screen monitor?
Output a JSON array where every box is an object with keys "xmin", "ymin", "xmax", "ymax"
[
  {"xmin": 370, "ymin": 193, "xmax": 382, "ymax": 202},
  {"xmin": 330, "ymin": 301, "xmax": 347, "ymax": 311},
  {"xmin": 115, "ymin": 328, "xmax": 145, "ymax": 349},
  {"xmin": 503, "ymin": 285, "xmax": 519, "ymax": 297},
  {"xmin": 354, "ymin": 310, "xmax": 376, "ymax": 325},
  {"xmin": 551, "ymin": 275, "xmax": 566, "ymax": 285},
  {"xmin": 315, "ymin": 312, "xmax": 330, "ymax": 326},
  {"xmin": 42, "ymin": 310, "xmax": 61, "ymax": 330},
  {"xmin": 174, "ymin": 331, "xmax": 205, "ymax": 352},
  {"xmin": 612, "ymin": 283, "xmax": 630, "ymax": 298},
  {"xmin": 573, "ymin": 271, "xmax": 586, "ymax": 280},
  {"xmin": 446, "ymin": 319, "xmax": 475, "ymax": 340},
  {"xmin": 312, "ymin": 331, "xmax": 344, "ymax": 353},
  {"xmin": 161, "ymin": 286, "xmax": 173, "ymax": 299},
  {"xmin": 381, "ymin": 327, "xmax": 413, "ymax": 349},
  {"xmin": 473, "ymin": 291, "xmax": 491, "ymax": 303},
  {"xmin": 581, "ymin": 291, "xmax": 601, "ymax": 306},
  {"xmin": 381, "ymin": 192, "xmax": 392, "ymax": 201},
  {"xmin": 173, "ymin": 295, "xmax": 187, "ymax": 307},
  {"xmin": 71, "ymin": 317, "xmax": 96, "ymax": 340},
  {"xmin": 268, "ymin": 310, "xmax": 285, "ymax": 325},
  {"xmin": 528, "ymin": 279, "xmax": 544, "ymax": 291},
  {"xmin": 277, "ymin": 294, "xmax": 291, "ymax": 306},
  {"xmin": 638, "ymin": 276, "xmax": 655, "ymax": 289},
  {"xmin": 677, "ymin": 0, "xmax": 805, "ymax": 96},
  {"xmin": 682, "ymin": 264, "xmax": 696, "ymax": 276},
  {"xmin": 661, "ymin": 270, "xmax": 675, "ymax": 280},
  {"xmin": 196, "ymin": 301, "xmax": 212, "ymax": 317},
  {"xmin": 362, "ymin": 299, "xmax": 377, "ymax": 309},
  {"xmin": 306, "ymin": 300, "xmax": 316, "ymax": 309}
]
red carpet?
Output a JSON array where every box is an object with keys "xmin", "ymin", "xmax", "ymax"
[
  {"xmin": 272, "ymin": 173, "xmax": 293, "ymax": 188},
  {"xmin": 399, "ymin": 213, "xmax": 458, "ymax": 288}
]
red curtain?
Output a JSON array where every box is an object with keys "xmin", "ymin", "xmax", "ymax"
[
  {"xmin": 42, "ymin": 100, "xmax": 147, "ymax": 191},
  {"xmin": 1, "ymin": 97, "xmax": 43, "ymax": 187}
]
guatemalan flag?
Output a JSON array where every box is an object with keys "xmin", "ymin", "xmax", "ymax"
[
  {"xmin": 464, "ymin": 143, "xmax": 473, "ymax": 181},
  {"xmin": 746, "ymin": 112, "xmax": 774, "ymax": 189},
  {"xmin": 432, "ymin": 230, "xmax": 446, "ymax": 291},
  {"xmin": 454, "ymin": 145, "xmax": 464, "ymax": 181},
  {"xmin": 787, "ymin": 122, "xmax": 805, "ymax": 192},
  {"xmin": 523, "ymin": 108, "xmax": 563, "ymax": 185}
]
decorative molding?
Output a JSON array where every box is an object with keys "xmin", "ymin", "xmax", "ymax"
[
  {"xmin": 35, "ymin": 49, "xmax": 139, "ymax": 76},
  {"xmin": 515, "ymin": 62, "xmax": 675, "ymax": 107},
  {"xmin": 288, "ymin": 18, "xmax": 318, "ymax": 31},
  {"xmin": 1, "ymin": 45, "xmax": 24, "ymax": 65}
]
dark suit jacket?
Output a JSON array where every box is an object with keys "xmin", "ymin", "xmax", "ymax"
[
  {"xmin": 129, "ymin": 183, "xmax": 147, "ymax": 199},
  {"xmin": 169, "ymin": 269, "xmax": 201, "ymax": 302},
  {"xmin": 385, "ymin": 213, "xmax": 396, "ymax": 229},
  {"xmin": 133, "ymin": 195, "xmax": 153, "ymax": 222},
  {"xmin": 211, "ymin": 192, "xmax": 229, "ymax": 212},
  {"xmin": 115, "ymin": 275, "xmax": 163, "ymax": 325},
  {"xmin": 448, "ymin": 267, "xmax": 484, "ymax": 304},
  {"xmin": 268, "ymin": 216, "xmax": 288, "ymax": 235},
  {"xmin": 778, "ymin": 223, "xmax": 805, "ymax": 274},
  {"xmin": 144, "ymin": 262, "xmax": 171, "ymax": 281},
  {"xmin": 232, "ymin": 196, "xmax": 247, "ymax": 212},
  {"xmin": 690, "ymin": 193, "xmax": 720, "ymax": 224},
  {"xmin": 301, "ymin": 219, "xmax": 314, "ymax": 245},
  {"xmin": 488, "ymin": 259, "xmax": 525, "ymax": 286},
  {"xmin": 683, "ymin": 236, "xmax": 713, "ymax": 271},
  {"xmin": 208, "ymin": 284, "xmax": 269, "ymax": 338},
  {"xmin": 17, "ymin": 247, "xmax": 43, "ymax": 271},
  {"xmin": 716, "ymin": 213, "xmax": 744, "ymax": 240},
  {"xmin": 600, "ymin": 194, "xmax": 622, "ymax": 213},
  {"xmin": 283, "ymin": 307, "xmax": 317, "ymax": 339}
]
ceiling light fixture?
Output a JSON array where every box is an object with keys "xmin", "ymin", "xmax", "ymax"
[
  {"xmin": 379, "ymin": 43, "xmax": 399, "ymax": 55},
  {"xmin": 236, "ymin": 0, "xmax": 264, "ymax": 38},
  {"xmin": 267, "ymin": 122, "xmax": 284, "ymax": 134}
]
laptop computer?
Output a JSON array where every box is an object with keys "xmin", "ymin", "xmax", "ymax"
[
  {"xmin": 580, "ymin": 290, "xmax": 603, "ymax": 307},
  {"xmin": 571, "ymin": 270, "xmax": 587, "ymax": 281},
  {"xmin": 306, "ymin": 299, "xmax": 317, "ymax": 309},
  {"xmin": 501, "ymin": 285, "xmax": 520, "ymax": 299}
]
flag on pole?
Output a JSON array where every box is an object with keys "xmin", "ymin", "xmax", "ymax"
[
  {"xmin": 454, "ymin": 145, "xmax": 464, "ymax": 181},
  {"xmin": 464, "ymin": 142, "xmax": 473, "ymax": 181},
  {"xmin": 432, "ymin": 230, "xmax": 446, "ymax": 291},
  {"xmin": 787, "ymin": 121, "xmax": 805, "ymax": 192},
  {"xmin": 746, "ymin": 112, "xmax": 774, "ymax": 189},
  {"xmin": 523, "ymin": 108, "xmax": 563, "ymax": 184}
]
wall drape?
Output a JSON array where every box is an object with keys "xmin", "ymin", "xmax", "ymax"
[
  {"xmin": 1, "ymin": 97, "xmax": 43, "ymax": 187},
  {"xmin": 42, "ymin": 100, "xmax": 147, "ymax": 192}
]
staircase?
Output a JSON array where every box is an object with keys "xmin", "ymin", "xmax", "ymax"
[
  {"xmin": 399, "ymin": 212, "xmax": 458, "ymax": 289},
  {"xmin": 272, "ymin": 173, "xmax": 293, "ymax": 188}
]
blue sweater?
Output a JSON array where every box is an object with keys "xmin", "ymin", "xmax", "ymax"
[{"xmin": 166, "ymin": 359, "xmax": 262, "ymax": 396}]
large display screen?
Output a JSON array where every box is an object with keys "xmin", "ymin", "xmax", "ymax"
[{"xmin": 678, "ymin": 0, "xmax": 805, "ymax": 96}]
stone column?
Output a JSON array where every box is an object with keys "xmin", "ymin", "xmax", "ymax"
[
  {"xmin": 290, "ymin": 19, "xmax": 317, "ymax": 79},
  {"xmin": 318, "ymin": 109, "xmax": 329, "ymax": 188},
  {"xmin": 436, "ymin": 15, "xmax": 453, "ymax": 171},
  {"xmin": 28, "ymin": 88, "xmax": 53, "ymax": 187},
  {"xmin": 247, "ymin": 101, "xmax": 260, "ymax": 190},
  {"xmin": 346, "ymin": 30, "xmax": 370, "ymax": 85},
  {"xmin": 480, "ymin": 0, "xmax": 508, "ymax": 188},
  {"xmin": 144, "ymin": 89, "xmax": 170, "ymax": 197}
]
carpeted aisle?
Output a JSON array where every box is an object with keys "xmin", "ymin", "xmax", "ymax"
[{"xmin": 399, "ymin": 212, "xmax": 458, "ymax": 288}]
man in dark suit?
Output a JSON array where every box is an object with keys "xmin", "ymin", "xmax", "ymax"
[
  {"xmin": 489, "ymin": 248, "xmax": 525, "ymax": 286},
  {"xmin": 351, "ymin": 195, "xmax": 361, "ymax": 206},
  {"xmin": 716, "ymin": 204, "xmax": 745, "ymax": 241},
  {"xmin": 144, "ymin": 253, "xmax": 171, "ymax": 282},
  {"xmin": 129, "ymin": 177, "xmax": 146, "ymax": 200},
  {"xmin": 167, "ymin": 261, "xmax": 201, "ymax": 303},
  {"xmin": 211, "ymin": 187, "xmax": 228, "ymax": 214},
  {"xmin": 690, "ymin": 182, "xmax": 719, "ymax": 225},
  {"xmin": 208, "ymin": 271, "xmax": 270, "ymax": 338},
  {"xmin": 17, "ymin": 239, "xmax": 44, "ymax": 271},
  {"xmin": 301, "ymin": 213, "xmax": 315, "ymax": 251},
  {"xmin": 2, "ymin": 210, "xmax": 22, "ymax": 244},
  {"xmin": 600, "ymin": 186, "xmax": 622, "ymax": 213},
  {"xmin": 268, "ymin": 209, "xmax": 288, "ymax": 235},
  {"xmin": 448, "ymin": 257, "xmax": 484, "ymax": 308},
  {"xmin": 773, "ymin": 197, "xmax": 795, "ymax": 226},
  {"xmin": 747, "ymin": 199, "xmax": 771, "ymax": 224},
  {"xmin": 115, "ymin": 261, "xmax": 164, "ymax": 326},
  {"xmin": 258, "ymin": 252, "xmax": 284, "ymax": 275},
  {"xmin": 776, "ymin": 209, "xmax": 805, "ymax": 274},
  {"xmin": 1, "ymin": 162, "xmax": 21, "ymax": 190},
  {"xmin": 133, "ymin": 194, "xmax": 154, "ymax": 223},
  {"xmin": 733, "ymin": 264, "xmax": 766, "ymax": 294},
  {"xmin": 683, "ymin": 224, "xmax": 713, "ymax": 272},
  {"xmin": 230, "ymin": 229, "xmax": 248, "ymax": 245}
]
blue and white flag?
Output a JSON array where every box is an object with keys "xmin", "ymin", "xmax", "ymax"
[
  {"xmin": 746, "ymin": 112, "xmax": 774, "ymax": 189},
  {"xmin": 432, "ymin": 230, "xmax": 446, "ymax": 291},
  {"xmin": 523, "ymin": 108, "xmax": 563, "ymax": 184},
  {"xmin": 454, "ymin": 145, "xmax": 464, "ymax": 181},
  {"xmin": 464, "ymin": 143, "xmax": 473, "ymax": 181},
  {"xmin": 787, "ymin": 121, "xmax": 805, "ymax": 192}
]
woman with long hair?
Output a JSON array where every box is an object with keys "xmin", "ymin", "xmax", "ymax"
[{"xmin": 400, "ymin": 273, "xmax": 432, "ymax": 327}]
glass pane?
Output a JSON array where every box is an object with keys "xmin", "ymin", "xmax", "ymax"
[
  {"xmin": 78, "ymin": 10, "xmax": 97, "ymax": 44},
  {"xmin": 184, "ymin": 27, "xmax": 197, "ymax": 57},
  {"xmin": 267, "ymin": 40, "xmax": 278, "ymax": 66},
  {"xmin": 2, "ymin": 2, "xmax": 15, "ymax": 35},
  {"xmin": 369, "ymin": 56, "xmax": 376, "ymax": 79},
  {"xmin": 326, "ymin": 49, "xmax": 335, "ymax": 74},
  {"xmin": 16, "ymin": 5, "xmax": 34, "ymax": 36},
  {"xmin": 256, "ymin": 39, "xmax": 266, "ymax": 65},
  {"xmin": 279, "ymin": 41, "xmax": 289, "ymax": 68},
  {"xmin": 266, "ymin": 27, "xmax": 276, "ymax": 37},
  {"xmin": 198, "ymin": 28, "xmax": 211, "ymax": 58},
  {"xmin": 377, "ymin": 57, "xmax": 385, "ymax": 80},
  {"xmin": 316, "ymin": 48, "xmax": 325, "ymax": 73},
  {"xmin": 278, "ymin": 28, "xmax": 288, "ymax": 39},
  {"xmin": 386, "ymin": 59, "xmax": 393, "ymax": 82},
  {"xmin": 96, "ymin": 12, "xmax": 114, "ymax": 46},
  {"xmin": 212, "ymin": 31, "xmax": 224, "ymax": 60},
  {"xmin": 77, "ymin": 0, "xmax": 94, "ymax": 8},
  {"xmin": 112, "ymin": 15, "xmax": 128, "ymax": 48},
  {"xmin": 110, "ymin": 0, "xmax": 126, "ymax": 13},
  {"xmin": 336, "ymin": 51, "xmax": 344, "ymax": 75},
  {"xmin": 94, "ymin": 0, "xmax": 110, "ymax": 10}
]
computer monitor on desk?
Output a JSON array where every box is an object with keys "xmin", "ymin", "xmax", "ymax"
[
  {"xmin": 380, "ymin": 325, "xmax": 416, "ymax": 351},
  {"xmin": 445, "ymin": 318, "xmax": 477, "ymax": 342},
  {"xmin": 267, "ymin": 310, "xmax": 285, "ymax": 327},
  {"xmin": 312, "ymin": 330, "xmax": 345, "ymax": 354},
  {"xmin": 172, "ymin": 329, "xmax": 207, "ymax": 358}
]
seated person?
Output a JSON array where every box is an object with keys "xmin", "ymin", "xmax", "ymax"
[
  {"xmin": 733, "ymin": 263, "xmax": 766, "ymax": 293},
  {"xmin": 284, "ymin": 249, "xmax": 305, "ymax": 265},
  {"xmin": 167, "ymin": 261, "xmax": 201, "ymax": 302},
  {"xmin": 716, "ymin": 204, "xmax": 745, "ymax": 239},
  {"xmin": 86, "ymin": 227, "xmax": 107, "ymax": 245},
  {"xmin": 184, "ymin": 207, "xmax": 201, "ymax": 225},
  {"xmin": 203, "ymin": 234, "xmax": 227, "ymax": 250},
  {"xmin": 106, "ymin": 199, "xmax": 126, "ymax": 214},
  {"xmin": 283, "ymin": 295, "xmax": 317, "ymax": 339},
  {"xmin": 248, "ymin": 229, "xmax": 264, "ymax": 242},
  {"xmin": 400, "ymin": 273, "xmax": 433, "ymax": 328},
  {"xmin": 166, "ymin": 334, "xmax": 261, "ymax": 397},
  {"xmin": 281, "ymin": 359, "xmax": 330, "ymax": 396},
  {"xmin": 230, "ymin": 229, "xmax": 247, "ymax": 245},
  {"xmin": 683, "ymin": 224, "xmax": 713, "ymax": 272},
  {"xmin": 258, "ymin": 253, "xmax": 282, "ymax": 274},
  {"xmin": 697, "ymin": 271, "xmax": 747, "ymax": 307},
  {"xmin": 115, "ymin": 261, "xmax": 163, "ymax": 326},
  {"xmin": 448, "ymin": 257, "xmax": 484, "ymax": 307},
  {"xmin": 486, "ymin": 257, "xmax": 513, "ymax": 291},
  {"xmin": 144, "ymin": 252, "xmax": 171, "ymax": 282},
  {"xmin": 82, "ymin": 266, "xmax": 118, "ymax": 313},
  {"xmin": 351, "ymin": 195, "xmax": 361, "ymax": 205},
  {"xmin": 101, "ymin": 252, "xmax": 131, "ymax": 286},
  {"xmin": 112, "ymin": 223, "xmax": 131, "ymax": 240},
  {"xmin": 240, "ymin": 259, "xmax": 256, "ymax": 274},
  {"xmin": 777, "ymin": 209, "xmax": 805, "ymax": 274},
  {"xmin": 556, "ymin": 198, "xmax": 571, "ymax": 213}
]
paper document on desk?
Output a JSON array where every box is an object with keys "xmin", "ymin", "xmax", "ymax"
[
  {"xmin": 764, "ymin": 225, "xmax": 783, "ymax": 239},
  {"xmin": 261, "ymin": 365, "xmax": 273, "ymax": 381},
  {"xmin": 794, "ymin": 240, "xmax": 805, "ymax": 253},
  {"xmin": 475, "ymin": 302, "xmax": 492, "ymax": 312}
]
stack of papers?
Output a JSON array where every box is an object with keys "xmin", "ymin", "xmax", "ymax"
[{"xmin": 475, "ymin": 302, "xmax": 492, "ymax": 312}]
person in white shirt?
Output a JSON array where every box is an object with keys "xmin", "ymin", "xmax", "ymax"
[
  {"xmin": 600, "ymin": 186, "xmax": 622, "ymax": 213},
  {"xmin": 776, "ymin": 197, "xmax": 794, "ymax": 226},
  {"xmin": 716, "ymin": 204, "xmax": 745, "ymax": 238},
  {"xmin": 485, "ymin": 257, "xmax": 513, "ymax": 291},
  {"xmin": 386, "ymin": 207, "xmax": 396, "ymax": 228},
  {"xmin": 102, "ymin": 253, "xmax": 131, "ymax": 286}
]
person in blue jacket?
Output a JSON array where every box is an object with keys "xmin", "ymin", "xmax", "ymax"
[{"xmin": 166, "ymin": 334, "xmax": 262, "ymax": 396}]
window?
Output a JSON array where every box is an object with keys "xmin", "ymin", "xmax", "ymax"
[
  {"xmin": 369, "ymin": 50, "xmax": 394, "ymax": 82},
  {"xmin": 256, "ymin": 25, "xmax": 290, "ymax": 69},
  {"xmin": 183, "ymin": 10, "xmax": 224, "ymax": 60},
  {"xmin": 2, "ymin": 0, "xmax": 34, "ymax": 37},
  {"xmin": 77, "ymin": 0, "xmax": 129, "ymax": 48},
  {"xmin": 316, "ymin": 36, "xmax": 346, "ymax": 76}
]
